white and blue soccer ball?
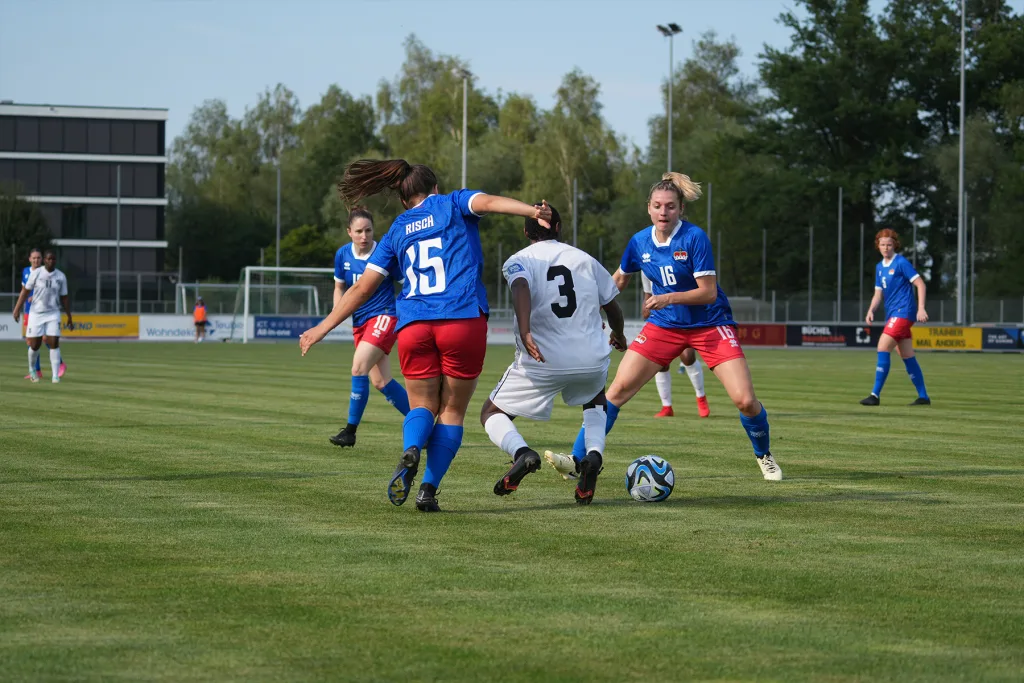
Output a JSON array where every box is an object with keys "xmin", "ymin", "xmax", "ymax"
[{"xmin": 625, "ymin": 455, "xmax": 675, "ymax": 502}]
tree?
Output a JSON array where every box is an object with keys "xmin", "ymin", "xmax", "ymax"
[
  {"xmin": 274, "ymin": 225, "xmax": 337, "ymax": 269},
  {"xmin": 0, "ymin": 184, "xmax": 53, "ymax": 288}
]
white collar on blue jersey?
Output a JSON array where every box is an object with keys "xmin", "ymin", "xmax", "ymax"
[
  {"xmin": 881, "ymin": 256, "xmax": 895, "ymax": 267},
  {"xmin": 408, "ymin": 194, "xmax": 438, "ymax": 210},
  {"xmin": 351, "ymin": 241, "xmax": 377, "ymax": 260},
  {"xmin": 651, "ymin": 221, "xmax": 683, "ymax": 248}
]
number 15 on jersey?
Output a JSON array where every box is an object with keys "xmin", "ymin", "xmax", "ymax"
[{"xmin": 405, "ymin": 238, "xmax": 447, "ymax": 296}]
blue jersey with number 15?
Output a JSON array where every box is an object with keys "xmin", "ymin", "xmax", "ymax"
[
  {"xmin": 334, "ymin": 242, "xmax": 398, "ymax": 328},
  {"xmin": 366, "ymin": 190, "xmax": 488, "ymax": 331}
]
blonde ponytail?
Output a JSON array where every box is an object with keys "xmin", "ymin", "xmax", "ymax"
[{"xmin": 662, "ymin": 172, "xmax": 702, "ymax": 202}]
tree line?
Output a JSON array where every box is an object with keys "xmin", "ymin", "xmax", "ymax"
[{"xmin": 164, "ymin": 0, "xmax": 1024, "ymax": 300}]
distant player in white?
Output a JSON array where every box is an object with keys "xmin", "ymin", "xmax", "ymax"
[
  {"xmin": 481, "ymin": 204, "xmax": 627, "ymax": 505},
  {"xmin": 13, "ymin": 250, "xmax": 73, "ymax": 383}
]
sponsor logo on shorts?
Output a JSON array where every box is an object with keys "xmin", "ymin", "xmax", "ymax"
[
  {"xmin": 673, "ymin": 250, "xmax": 688, "ymax": 261},
  {"xmin": 634, "ymin": 333, "xmax": 647, "ymax": 344}
]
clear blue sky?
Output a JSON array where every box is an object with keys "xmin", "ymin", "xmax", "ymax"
[{"xmin": 2, "ymin": 0, "xmax": 1021, "ymax": 152}]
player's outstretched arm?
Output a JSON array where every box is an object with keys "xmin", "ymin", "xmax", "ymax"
[
  {"xmin": 644, "ymin": 275, "xmax": 717, "ymax": 312},
  {"xmin": 472, "ymin": 195, "xmax": 551, "ymax": 223},
  {"xmin": 300, "ymin": 270, "xmax": 384, "ymax": 356},
  {"xmin": 511, "ymin": 279, "xmax": 544, "ymax": 363},
  {"xmin": 602, "ymin": 299, "xmax": 627, "ymax": 351},
  {"xmin": 12, "ymin": 286, "xmax": 29, "ymax": 323},
  {"xmin": 913, "ymin": 278, "xmax": 929, "ymax": 322},
  {"xmin": 865, "ymin": 289, "xmax": 883, "ymax": 324},
  {"xmin": 60, "ymin": 294, "xmax": 73, "ymax": 330}
]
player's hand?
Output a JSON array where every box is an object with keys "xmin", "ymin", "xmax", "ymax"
[
  {"xmin": 65, "ymin": 319, "xmax": 74, "ymax": 331},
  {"xmin": 643, "ymin": 294, "xmax": 670, "ymax": 313},
  {"xmin": 609, "ymin": 330, "xmax": 628, "ymax": 352},
  {"xmin": 917, "ymin": 309, "xmax": 929, "ymax": 323},
  {"xmin": 12, "ymin": 310, "xmax": 20, "ymax": 323},
  {"xmin": 533, "ymin": 200, "xmax": 552, "ymax": 224},
  {"xmin": 299, "ymin": 326, "xmax": 327, "ymax": 356},
  {"xmin": 523, "ymin": 332, "xmax": 545, "ymax": 363},
  {"xmin": 865, "ymin": 310, "xmax": 874, "ymax": 324}
]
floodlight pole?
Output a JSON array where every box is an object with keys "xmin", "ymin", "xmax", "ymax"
[
  {"xmin": 657, "ymin": 23, "xmax": 683, "ymax": 172},
  {"xmin": 956, "ymin": 0, "xmax": 966, "ymax": 324}
]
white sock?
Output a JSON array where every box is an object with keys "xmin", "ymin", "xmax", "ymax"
[
  {"xmin": 655, "ymin": 370, "xmax": 672, "ymax": 407},
  {"xmin": 683, "ymin": 359, "xmax": 705, "ymax": 398},
  {"xmin": 582, "ymin": 406, "xmax": 607, "ymax": 456},
  {"xmin": 484, "ymin": 413, "xmax": 529, "ymax": 458},
  {"xmin": 50, "ymin": 349, "xmax": 61, "ymax": 379},
  {"xmin": 28, "ymin": 348, "xmax": 39, "ymax": 376}
]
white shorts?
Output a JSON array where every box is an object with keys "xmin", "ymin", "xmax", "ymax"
[
  {"xmin": 489, "ymin": 362, "xmax": 608, "ymax": 421},
  {"xmin": 26, "ymin": 317, "xmax": 61, "ymax": 339}
]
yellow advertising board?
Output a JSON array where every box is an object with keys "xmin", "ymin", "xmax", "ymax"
[
  {"xmin": 912, "ymin": 326, "xmax": 981, "ymax": 351},
  {"xmin": 61, "ymin": 315, "xmax": 139, "ymax": 339}
]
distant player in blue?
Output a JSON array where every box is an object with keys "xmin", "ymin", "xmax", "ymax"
[
  {"xmin": 300, "ymin": 158, "xmax": 551, "ymax": 512},
  {"xmin": 860, "ymin": 228, "xmax": 930, "ymax": 406},
  {"xmin": 552, "ymin": 173, "xmax": 782, "ymax": 495},
  {"xmin": 329, "ymin": 207, "xmax": 411, "ymax": 449}
]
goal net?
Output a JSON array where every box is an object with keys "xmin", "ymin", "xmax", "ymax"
[{"xmin": 228, "ymin": 266, "xmax": 351, "ymax": 343}]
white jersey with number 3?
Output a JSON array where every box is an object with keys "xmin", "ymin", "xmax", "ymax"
[
  {"xmin": 23, "ymin": 267, "xmax": 68, "ymax": 322},
  {"xmin": 502, "ymin": 240, "xmax": 619, "ymax": 374}
]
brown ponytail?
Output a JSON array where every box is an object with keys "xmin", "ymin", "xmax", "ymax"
[{"xmin": 337, "ymin": 159, "xmax": 438, "ymax": 208}]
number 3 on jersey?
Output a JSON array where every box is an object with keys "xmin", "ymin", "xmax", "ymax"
[
  {"xmin": 405, "ymin": 238, "xmax": 447, "ymax": 296},
  {"xmin": 547, "ymin": 265, "xmax": 577, "ymax": 318}
]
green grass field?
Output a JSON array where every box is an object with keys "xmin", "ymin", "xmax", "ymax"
[{"xmin": 1, "ymin": 342, "xmax": 1022, "ymax": 682}]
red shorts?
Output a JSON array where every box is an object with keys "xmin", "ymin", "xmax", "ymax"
[
  {"xmin": 882, "ymin": 316, "xmax": 914, "ymax": 342},
  {"xmin": 629, "ymin": 322, "xmax": 745, "ymax": 369},
  {"xmin": 397, "ymin": 316, "xmax": 488, "ymax": 380},
  {"xmin": 353, "ymin": 314, "xmax": 399, "ymax": 354}
]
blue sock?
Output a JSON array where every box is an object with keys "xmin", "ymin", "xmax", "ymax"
[
  {"xmin": 902, "ymin": 357, "xmax": 929, "ymax": 399},
  {"xmin": 739, "ymin": 405, "xmax": 771, "ymax": 457},
  {"xmin": 422, "ymin": 423, "xmax": 463, "ymax": 488},
  {"xmin": 379, "ymin": 379, "xmax": 410, "ymax": 416},
  {"xmin": 572, "ymin": 401, "xmax": 620, "ymax": 462},
  {"xmin": 402, "ymin": 407, "xmax": 435, "ymax": 451},
  {"xmin": 347, "ymin": 375, "xmax": 370, "ymax": 426},
  {"xmin": 872, "ymin": 352, "xmax": 891, "ymax": 397},
  {"xmin": 35, "ymin": 344, "xmax": 44, "ymax": 373}
]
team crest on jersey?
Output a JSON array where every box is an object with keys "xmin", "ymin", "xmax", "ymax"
[
  {"xmin": 673, "ymin": 250, "xmax": 688, "ymax": 261},
  {"xmin": 888, "ymin": 269, "xmax": 895, "ymax": 275},
  {"xmin": 642, "ymin": 252, "xmax": 651, "ymax": 263},
  {"xmin": 634, "ymin": 333, "xmax": 647, "ymax": 344}
]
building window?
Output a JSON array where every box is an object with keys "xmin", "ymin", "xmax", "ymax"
[
  {"xmin": 111, "ymin": 121, "xmax": 134, "ymax": 155},
  {"xmin": 15, "ymin": 118, "xmax": 39, "ymax": 152},
  {"xmin": 117, "ymin": 164, "xmax": 135, "ymax": 197},
  {"xmin": 87, "ymin": 163, "xmax": 111, "ymax": 196},
  {"xmin": 135, "ymin": 207, "xmax": 158, "ymax": 240},
  {"xmin": 63, "ymin": 162, "xmax": 87, "ymax": 196},
  {"xmin": 135, "ymin": 164, "xmax": 158, "ymax": 198},
  {"xmin": 135, "ymin": 249, "xmax": 156, "ymax": 272},
  {"xmin": 62, "ymin": 205, "xmax": 86, "ymax": 238},
  {"xmin": 0, "ymin": 160, "xmax": 14, "ymax": 188},
  {"xmin": 87, "ymin": 120, "xmax": 110, "ymax": 155},
  {"xmin": 86, "ymin": 205, "xmax": 112, "ymax": 239},
  {"xmin": 136, "ymin": 122, "xmax": 159, "ymax": 155},
  {"xmin": 0, "ymin": 117, "xmax": 16, "ymax": 151},
  {"xmin": 14, "ymin": 160, "xmax": 39, "ymax": 194},
  {"xmin": 65, "ymin": 120, "xmax": 88, "ymax": 153},
  {"xmin": 39, "ymin": 161, "xmax": 62, "ymax": 195},
  {"xmin": 39, "ymin": 204, "xmax": 62, "ymax": 236},
  {"xmin": 39, "ymin": 119, "xmax": 63, "ymax": 153},
  {"xmin": 117, "ymin": 206, "xmax": 135, "ymax": 239}
]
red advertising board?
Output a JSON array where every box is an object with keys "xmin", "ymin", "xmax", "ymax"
[{"xmin": 735, "ymin": 324, "xmax": 786, "ymax": 346}]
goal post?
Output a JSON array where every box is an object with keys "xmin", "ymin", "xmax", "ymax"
[{"xmin": 236, "ymin": 266, "xmax": 337, "ymax": 343}]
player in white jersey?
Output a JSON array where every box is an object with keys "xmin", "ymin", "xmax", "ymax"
[
  {"xmin": 13, "ymin": 251, "xmax": 73, "ymax": 383},
  {"xmin": 481, "ymin": 205, "xmax": 627, "ymax": 505},
  {"xmin": 642, "ymin": 273, "xmax": 711, "ymax": 418}
]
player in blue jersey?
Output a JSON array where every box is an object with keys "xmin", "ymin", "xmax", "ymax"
[
  {"xmin": 300, "ymin": 159, "xmax": 551, "ymax": 512},
  {"xmin": 860, "ymin": 228, "xmax": 930, "ymax": 406},
  {"xmin": 550, "ymin": 173, "xmax": 782, "ymax": 497},
  {"xmin": 328, "ymin": 207, "xmax": 411, "ymax": 448}
]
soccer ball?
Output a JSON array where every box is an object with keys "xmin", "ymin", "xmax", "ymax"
[{"xmin": 625, "ymin": 456, "xmax": 675, "ymax": 502}]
